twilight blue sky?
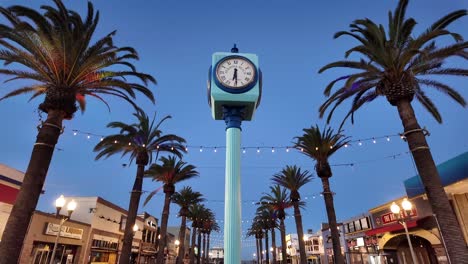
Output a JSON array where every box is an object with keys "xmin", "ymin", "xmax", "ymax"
[{"xmin": 1, "ymin": 0, "xmax": 467, "ymax": 259}]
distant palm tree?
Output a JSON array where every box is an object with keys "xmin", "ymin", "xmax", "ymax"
[
  {"xmin": 0, "ymin": 1, "xmax": 155, "ymax": 261},
  {"xmin": 188, "ymin": 203, "xmax": 208, "ymax": 264},
  {"xmin": 247, "ymin": 221, "xmax": 264, "ymax": 264},
  {"xmin": 318, "ymin": 0, "xmax": 468, "ymax": 259},
  {"xmin": 261, "ymin": 185, "xmax": 293, "ymax": 264},
  {"xmin": 145, "ymin": 156, "xmax": 199, "ymax": 264},
  {"xmin": 255, "ymin": 206, "xmax": 278, "ymax": 264},
  {"xmin": 272, "ymin": 165, "xmax": 313, "ymax": 264},
  {"xmin": 171, "ymin": 187, "xmax": 204, "ymax": 264},
  {"xmin": 204, "ymin": 218, "xmax": 220, "ymax": 264},
  {"xmin": 94, "ymin": 110, "xmax": 185, "ymax": 263},
  {"xmin": 196, "ymin": 209, "xmax": 213, "ymax": 264},
  {"xmin": 295, "ymin": 125, "xmax": 350, "ymax": 264}
]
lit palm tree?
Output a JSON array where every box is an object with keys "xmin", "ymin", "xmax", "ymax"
[
  {"xmin": 295, "ymin": 125, "xmax": 350, "ymax": 264},
  {"xmin": 0, "ymin": 1, "xmax": 155, "ymax": 261},
  {"xmin": 272, "ymin": 165, "xmax": 313, "ymax": 264},
  {"xmin": 145, "ymin": 156, "xmax": 199, "ymax": 263},
  {"xmin": 261, "ymin": 185, "xmax": 293, "ymax": 264},
  {"xmin": 94, "ymin": 110, "xmax": 185, "ymax": 263},
  {"xmin": 318, "ymin": 0, "xmax": 468, "ymax": 259},
  {"xmin": 171, "ymin": 187, "xmax": 204, "ymax": 264}
]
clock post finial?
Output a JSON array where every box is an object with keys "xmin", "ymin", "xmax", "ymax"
[{"xmin": 231, "ymin": 44, "xmax": 239, "ymax": 53}]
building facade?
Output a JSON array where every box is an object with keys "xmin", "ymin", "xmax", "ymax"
[
  {"xmin": 0, "ymin": 164, "xmax": 24, "ymax": 241},
  {"xmin": 19, "ymin": 211, "xmax": 92, "ymax": 264}
]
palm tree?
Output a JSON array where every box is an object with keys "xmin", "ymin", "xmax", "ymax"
[
  {"xmin": 188, "ymin": 203, "xmax": 208, "ymax": 264},
  {"xmin": 0, "ymin": 1, "xmax": 155, "ymax": 261},
  {"xmin": 145, "ymin": 156, "xmax": 199, "ymax": 263},
  {"xmin": 94, "ymin": 110, "xmax": 185, "ymax": 264},
  {"xmin": 295, "ymin": 125, "xmax": 350, "ymax": 264},
  {"xmin": 272, "ymin": 165, "xmax": 312, "ymax": 264},
  {"xmin": 196, "ymin": 208, "xmax": 213, "ymax": 264},
  {"xmin": 318, "ymin": 0, "xmax": 468, "ymax": 259},
  {"xmin": 255, "ymin": 207, "xmax": 278, "ymax": 264},
  {"xmin": 261, "ymin": 185, "xmax": 293, "ymax": 264},
  {"xmin": 171, "ymin": 187, "xmax": 205, "ymax": 264},
  {"xmin": 247, "ymin": 221, "xmax": 264, "ymax": 264},
  {"xmin": 204, "ymin": 218, "xmax": 220, "ymax": 264}
]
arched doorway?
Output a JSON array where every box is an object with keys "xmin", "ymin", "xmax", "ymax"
[{"xmin": 383, "ymin": 234, "xmax": 438, "ymax": 264}]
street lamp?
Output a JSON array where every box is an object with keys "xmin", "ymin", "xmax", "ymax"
[
  {"xmin": 49, "ymin": 195, "xmax": 77, "ymax": 264},
  {"xmin": 174, "ymin": 239, "xmax": 180, "ymax": 263},
  {"xmin": 390, "ymin": 198, "xmax": 418, "ymax": 264}
]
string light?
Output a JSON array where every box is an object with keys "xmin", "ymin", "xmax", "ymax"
[
  {"xmin": 66, "ymin": 129, "xmax": 403, "ymax": 153},
  {"xmin": 214, "ymin": 147, "xmax": 217, "ymax": 153}
]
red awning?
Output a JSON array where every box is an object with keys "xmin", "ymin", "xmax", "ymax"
[{"xmin": 365, "ymin": 220, "xmax": 418, "ymax": 236}]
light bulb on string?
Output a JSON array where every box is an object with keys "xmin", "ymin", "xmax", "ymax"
[
  {"xmin": 372, "ymin": 138, "xmax": 376, "ymax": 144},
  {"xmin": 200, "ymin": 146, "xmax": 203, "ymax": 152},
  {"xmin": 358, "ymin": 141, "xmax": 362, "ymax": 146},
  {"xmin": 114, "ymin": 140, "xmax": 118, "ymax": 144},
  {"xmin": 214, "ymin": 147, "xmax": 217, "ymax": 153},
  {"xmin": 257, "ymin": 148, "xmax": 260, "ymax": 154},
  {"xmin": 271, "ymin": 147, "xmax": 275, "ymax": 153},
  {"xmin": 73, "ymin": 131, "xmax": 77, "ymax": 136},
  {"xmin": 242, "ymin": 148, "xmax": 246, "ymax": 154},
  {"xmin": 185, "ymin": 146, "xmax": 188, "ymax": 152},
  {"xmin": 100, "ymin": 137, "xmax": 104, "ymax": 141},
  {"xmin": 128, "ymin": 142, "xmax": 132, "ymax": 146},
  {"xmin": 286, "ymin": 147, "xmax": 290, "ymax": 152},
  {"xmin": 315, "ymin": 147, "xmax": 318, "ymax": 151},
  {"xmin": 87, "ymin": 134, "xmax": 90, "ymax": 139},
  {"xmin": 344, "ymin": 144, "xmax": 348, "ymax": 148},
  {"xmin": 387, "ymin": 137, "xmax": 390, "ymax": 142}
]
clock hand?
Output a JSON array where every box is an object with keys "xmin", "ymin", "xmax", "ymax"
[{"xmin": 232, "ymin": 68, "xmax": 238, "ymax": 86}]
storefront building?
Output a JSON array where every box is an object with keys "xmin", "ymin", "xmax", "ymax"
[
  {"xmin": 19, "ymin": 211, "xmax": 91, "ymax": 264},
  {"xmin": 59, "ymin": 196, "xmax": 144, "ymax": 264},
  {"xmin": 0, "ymin": 164, "xmax": 24, "ymax": 240},
  {"xmin": 342, "ymin": 214, "xmax": 377, "ymax": 263}
]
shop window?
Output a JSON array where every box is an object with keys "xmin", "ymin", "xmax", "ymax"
[
  {"xmin": 360, "ymin": 217, "xmax": 369, "ymax": 229},
  {"xmin": 120, "ymin": 215, "xmax": 127, "ymax": 232}
]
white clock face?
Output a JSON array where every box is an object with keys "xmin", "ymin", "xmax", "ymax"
[{"xmin": 215, "ymin": 57, "xmax": 256, "ymax": 89}]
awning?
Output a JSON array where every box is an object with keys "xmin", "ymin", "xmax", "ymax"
[{"xmin": 365, "ymin": 220, "xmax": 418, "ymax": 236}]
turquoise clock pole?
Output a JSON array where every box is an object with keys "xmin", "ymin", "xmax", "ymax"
[
  {"xmin": 208, "ymin": 45, "xmax": 261, "ymax": 264},
  {"xmin": 223, "ymin": 106, "xmax": 244, "ymax": 263}
]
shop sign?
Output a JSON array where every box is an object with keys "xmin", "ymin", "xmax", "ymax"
[
  {"xmin": 45, "ymin": 223, "xmax": 83, "ymax": 240},
  {"xmin": 381, "ymin": 208, "xmax": 417, "ymax": 224}
]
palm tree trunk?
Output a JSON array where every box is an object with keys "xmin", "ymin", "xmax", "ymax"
[
  {"xmin": 293, "ymin": 202, "xmax": 307, "ymax": 264},
  {"xmin": 271, "ymin": 228, "xmax": 277, "ymax": 264},
  {"xmin": 256, "ymin": 237, "xmax": 260, "ymax": 264},
  {"xmin": 201, "ymin": 233, "xmax": 206, "ymax": 264},
  {"xmin": 156, "ymin": 192, "xmax": 172, "ymax": 263},
  {"xmin": 0, "ymin": 111, "xmax": 63, "ymax": 264},
  {"xmin": 197, "ymin": 231, "xmax": 202, "ymax": 264},
  {"xmin": 206, "ymin": 233, "xmax": 211, "ymax": 264},
  {"xmin": 280, "ymin": 219, "xmax": 287, "ymax": 264},
  {"xmin": 119, "ymin": 164, "xmax": 145, "ymax": 264},
  {"xmin": 396, "ymin": 99, "xmax": 468, "ymax": 261},
  {"xmin": 176, "ymin": 215, "xmax": 187, "ymax": 264},
  {"xmin": 319, "ymin": 177, "xmax": 344, "ymax": 264},
  {"xmin": 259, "ymin": 236, "xmax": 264, "ymax": 264},
  {"xmin": 265, "ymin": 231, "xmax": 270, "ymax": 264},
  {"xmin": 189, "ymin": 227, "xmax": 197, "ymax": 264}
]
